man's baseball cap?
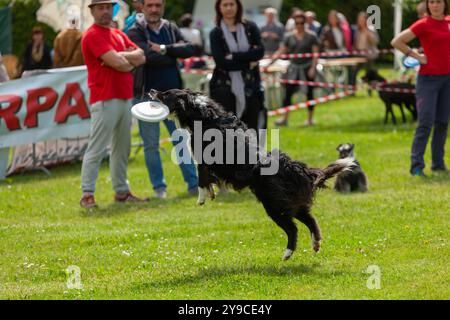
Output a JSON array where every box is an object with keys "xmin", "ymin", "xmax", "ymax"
[{"xmin": 88, "ymin": 0, "xmax": 117, "ymax": 8}]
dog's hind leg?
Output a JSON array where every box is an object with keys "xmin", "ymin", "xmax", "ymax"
[
  {"xmin": 400, "ymin": 104, "xmax": 407, "ymax": 123},
  {"xmin": 389, "ymin": 103, "xmax": 397, "ymax": 125},
  {"xmin": 335, "ymin": 178, "xmax": 351, "ymax": 193},
  {"xmin": 294, "ymin": 208, "xmax": 322, "ymax": 253},
  {"xmin": 405, "ymin": 102, "xmax": 417, "ymax": 122},
  {"xmin": 264, "ymin": 207, "xmax": 298, "ymax": 260},
  {"xmin": 384, "ymin": 103, "xmax": 390, "ymax": 124},
  {"xmin": 357, "ymin": 174, "xmax": 368, "ymax": 193}
]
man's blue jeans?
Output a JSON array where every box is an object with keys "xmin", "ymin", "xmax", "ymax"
[{"xmin": 137, "ymin": 114, "xmax": 198, "ymax": 193}]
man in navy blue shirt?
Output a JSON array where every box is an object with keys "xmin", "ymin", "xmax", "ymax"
[{"xmin": 127, "ymin": 0, "xmax": 200, "ymax": 199}]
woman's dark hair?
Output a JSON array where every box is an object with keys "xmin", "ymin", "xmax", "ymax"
[
  {"xmin": 215, "ymin": 0, "xmax": 244, "ymax": 26},
  {"xmin": 31, "ymin": 26, "xmax": 44, "ymax": 41},
  {"xmin": 290, "ymin": 7, "xmax": 301, "ymax": 17},
  {"xmin": 180, "ymin": 13, "xmax": 193, "ymax": 28},
  {"xmin": 426, "ymin": 0, "xmax": 449, "ymax": 16}
]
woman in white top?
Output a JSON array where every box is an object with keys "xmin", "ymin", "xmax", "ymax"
[
  {"xmin": 179, "ymin": 13, "xmax": 203, "ymax": 47},
  {"xmin": 320, "ymin": 10, "xmax": 347, "ymax": 52}
]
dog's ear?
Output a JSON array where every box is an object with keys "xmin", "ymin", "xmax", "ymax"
[
  {"xmin": 337, "ymin": 144, "xmax": 343, "ymax": 151},
  {"xmin": 185, "ymin": 93, "xmax": 195, "ymax": 108},
  {"xmin": 177, "ymin": 98, "xmax": 186, "ymax": 111}
]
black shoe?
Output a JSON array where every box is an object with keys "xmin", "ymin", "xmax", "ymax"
[{"xmin": 431, "ymin": 167, "xmax": 449, "ymax": 173}]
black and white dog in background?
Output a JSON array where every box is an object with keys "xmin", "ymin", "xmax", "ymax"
[
  {"xmin": 150, "ymin": 89, "xmax": 354, "ymax": 261},
  {"xmin": 334, "ymin": 144, "xmax": 368, "ymax": 193}
]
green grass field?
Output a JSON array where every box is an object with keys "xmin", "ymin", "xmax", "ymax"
[{"xmin": 0, "ymin": 69, "xmax": 449, "ymax": 300}]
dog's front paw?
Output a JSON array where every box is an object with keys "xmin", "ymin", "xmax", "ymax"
[{"xmin": 282, "ymin": 249, "xmax": 294, "ymax": 261}]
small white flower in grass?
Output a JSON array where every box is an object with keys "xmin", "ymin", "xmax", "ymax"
[
  {"xmin": 122, "ymin": 250, "xmax": 132, "ymax": 257},
  {"xmin": 213, "ymin": 250, "xmax": 219, "ymax": 254}
]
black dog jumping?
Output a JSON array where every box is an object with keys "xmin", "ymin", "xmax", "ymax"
[
  {"xmin": 334, "ymin": 143, "xmax": 368, "ymax": 193},
  {"xmin": 150, "ymin": 88, "xmax": 354, "ymax": 260}
]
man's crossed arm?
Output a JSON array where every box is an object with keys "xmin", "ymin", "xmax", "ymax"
[{"xmin": 100, "ymin": 47, "xmax": 146, "ymax": 72}]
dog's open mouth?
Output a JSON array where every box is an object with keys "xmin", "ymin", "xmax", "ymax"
[{"xmin": 148, "ymin": 89, "xmax": 162, "ymax": 102}]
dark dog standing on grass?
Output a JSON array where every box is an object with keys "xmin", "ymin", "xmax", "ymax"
[
  {"xmin": 334, "ymin": 144, "xmax": 368, "ymax": 193},
  {"xmin": 150, "ymin": 88, "xmax": 354, "ymax": 261},
  {"xmin": 362, "ymin": 70, "xmax": 417, "ymax": 125}
]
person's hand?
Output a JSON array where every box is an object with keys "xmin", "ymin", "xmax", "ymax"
[
  {"xmin": 307, "ymin": 66, "xmax": 316, "ymax": 80},
  {"xmin": 261, "ymin": 32, "xmax": 269, "ymax": 39},
  {"xmin": 148, "ymin": 41, "xmax": 161, "ymax": 53},
  {"xmin": 417, "ymin": 53, "xmax": 428, "ymax": 65}
]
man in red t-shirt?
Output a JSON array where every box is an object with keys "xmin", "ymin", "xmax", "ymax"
[{"xmin": 80, "ymin": 0, "xmax": 147, "ymax": 208}]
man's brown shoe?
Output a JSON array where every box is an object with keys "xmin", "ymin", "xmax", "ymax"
[
  {"xmin": 80, "ymin": 194, "xmax": 98, "ymax": 209},
  {"xmin": 115, "ymin": 192, "xmax": 150, "ymax": 203}
]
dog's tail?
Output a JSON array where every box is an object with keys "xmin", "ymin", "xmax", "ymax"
[{"xmin": 310, "ymin": 158, "xmax": 356, "ymax": 191}]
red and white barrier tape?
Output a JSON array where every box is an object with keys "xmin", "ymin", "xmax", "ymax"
[
  {"xmin": 370, "ymin": 85, "xmax": 416, "ymax": 94},
  {"xmin": 278, "ymin": 49, "xmax": 394, "ymax": 59},
  {"xmin": 182, "ymin": 56, "xmax": 213, "ymax": 63},
  {"xmin": 181, "ymin": 69, "xmax": 212, "ymax": 75},
  {"xmin": 181, "ymin": 69, "xmax": 417, "ymax": 94},
  {"xmin": 268, "ymin": 91, "xmax": 354, "ymax": 117},
  {"xmin": 278, "ymin": 78, "xmax": 356, "ymax": 90},
  {"xmin": 276, "ymin": 79, "xmax": 416, "ymax": 93},
  {"xmin": 181, "ymin": 49, "xmax": 395, "ymax": 64}
]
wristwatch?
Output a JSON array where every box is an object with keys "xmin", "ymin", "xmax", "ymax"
[
  {"xmin": 406, "ymin": 47, "xmax": 413, "ymax": 57},
  {"xmin": 160, "ymin": 45, "xmax": 167, "ymax": 55}
]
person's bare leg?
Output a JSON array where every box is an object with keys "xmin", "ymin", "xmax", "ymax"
[{"xmin": 305, "ymin": 109, "xmax": 314, "ymax": 126}]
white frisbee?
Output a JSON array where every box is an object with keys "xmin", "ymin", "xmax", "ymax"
[{"xmin": 131, "ymin": 101, "xmax": 170, "ymax": 123}]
